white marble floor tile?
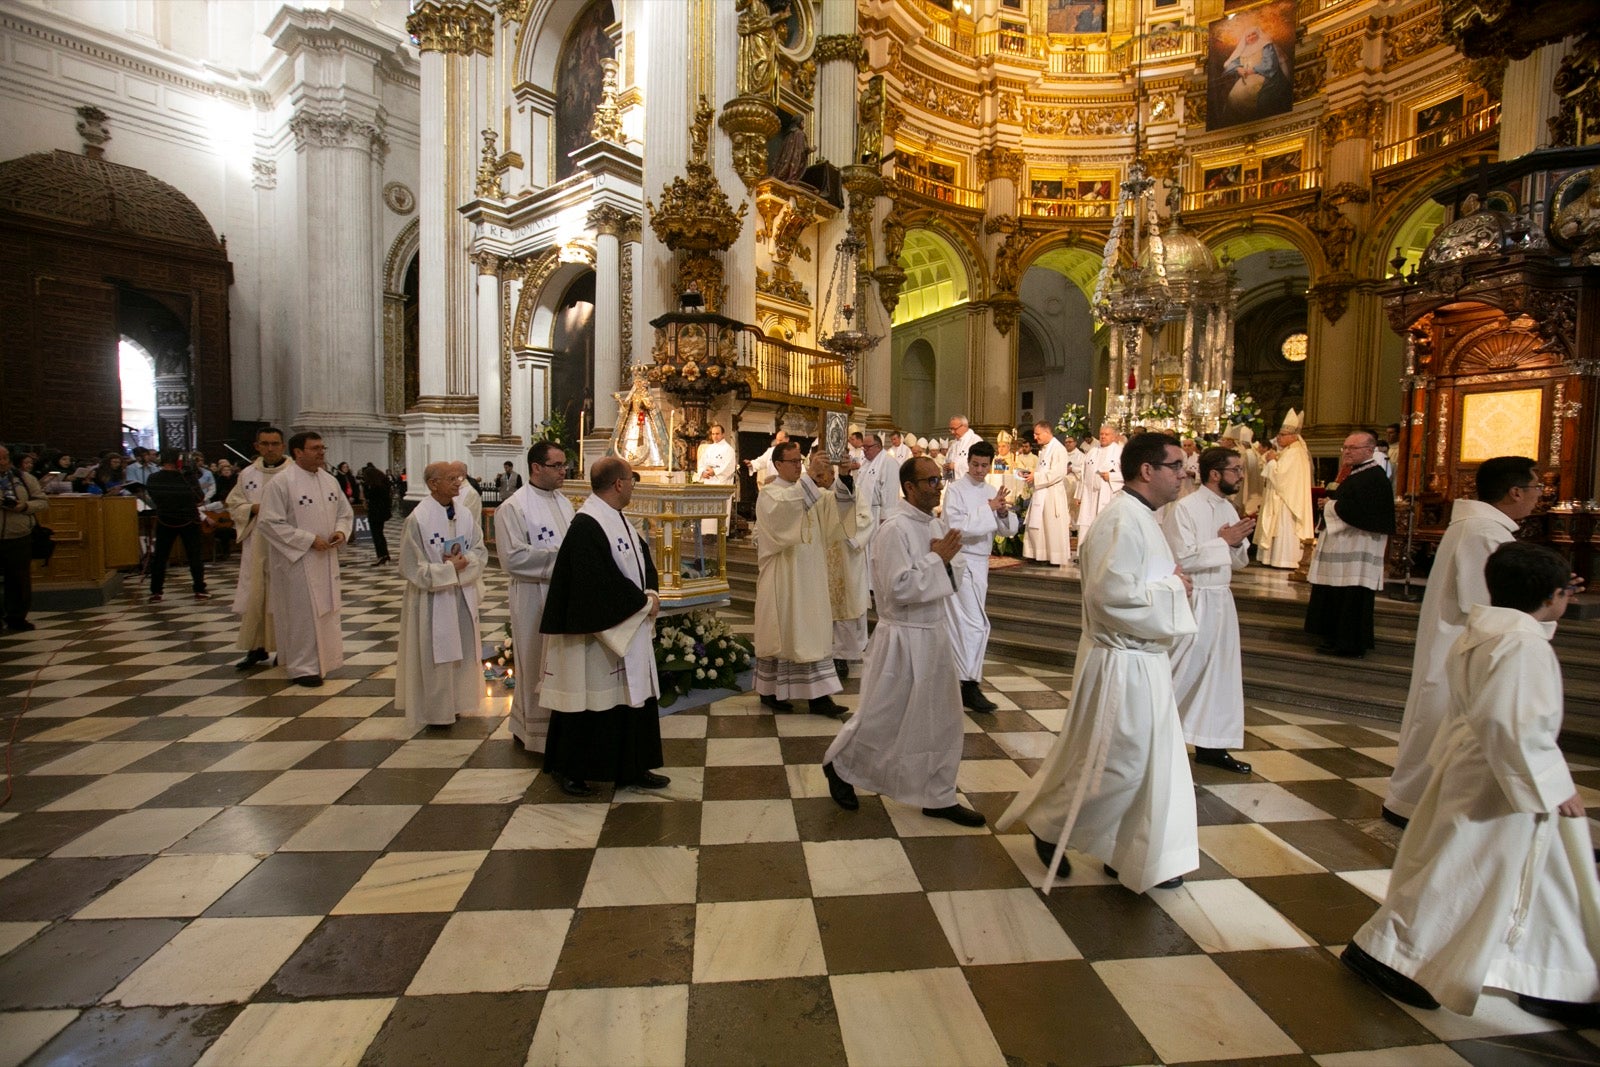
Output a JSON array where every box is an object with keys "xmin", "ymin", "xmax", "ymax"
[
  {"xmin": 241, "ymin": 769, "xmax": 367, "ymax": 806},
  {"xmin": 430, "ymin": 768, "xmax": 536, "ymax": 804},
  {"xmin": 802, "ymin": 838, "xmax": 921, "ymax": 897},
  {"xmin": 301, "ymin": 696, "xmax": 392, "ymax": 719},
  {"xmin": 985, "ymin": 675, "xmax": 1049, "ymax": 692},
  {"xmin": 122, "ymin": 651, "xmax": 205, "ymax": 665},
  {"xmin": 407, "ymin": 909, "xmax": 573, "ymax": 994},
  {"xmin": 1313, "ymin": 1046, "xmax": 1472, "ymax": 1066},
  {"xmin": 1336, "ymin": 868, "xmax": 1392, "ymax": 902},
  {"xmin": 990, "ymin": 731, "xmax": 1058, "ymax": 761},
  {"xmin": 378, "ymin": 739, "xmax": 482, "ymax": 769},
  {"xmin": 830, "ymin": 968, "xmax": 1005, "ymax": 1067},
  {"xmin": 1238, "ymin": 750, "xmax": 1339, "ymax": 782},
  {"xmin": 0, "ymin": 1010, "xmax": 80, "ymax": 1067},
  {"xmin": 20, "ymin": 680, "xmax": 119, "ymax": 699},
  {"xmin": 331, "ymin": 850, "xmax": 487, "ymax": 914},
  {"xmin": 74, "ymin": 853, "xmax": 260, "ymax": 919},
  {"xmin": 881, "ymin": 797, "xmax": 989, "ymax": 838},
  {"xmin": 28, "ymin": 741, "xmax": 171, "ymax": 776},
  {"xmin": 703, "ymin": 737, "xmax": 784, "ymax": 766},
  {"xmin": 577, "ymin": 847, "xmax": 698, "ymax": 907},
  {"xmin": 41, "ymin": 772, "xmax": 192, "ymax": 812},
  {"xmin": 108, "ymin": 916, "xmax": 321, "ymax": 1005},
  {"xmin": 955, "ymin": 759, "xmax": 1034, "ymax": 794},
  {"xmin": 178, "ymin": 718, "xmax": 291, "ymax": 744},
  {"xmin": 527, "ymin": 985, "xmax": 688, "ymax": 1067},
  {"xmin": 610, "ymin": 766, "xmax": 704, "ymax": 804},
  {"xmin": 205, "ymin": 740, "xmax": 327, "ymax": 771},
  {"xmin": 0, "ymin": 861, "xmax": 28, "ymax": 885},
  {"xmin": 1349, "ymin": 776, "xmax": 1391, "ymax": 797},
  {"xmin": 1023, "ymin": 706, "xmax": 1067, "ymax": 731},
  {"xmin": 657, "ymin": 715, "xmax": 708, "ymax": 739},
  {"xmin": 692, "ymin": 898, "xmax": 825, "ymax": 984},
  {"xmin": 17, "ymin": 697, "xmax": 130, "ymax": 719},
  {"xmin": 1154, "ymin": 879, "xmax": 1316, "ymax": 953},
  {"xmin": 52, "ymin": 807, "xmax": 220, "ymax": 858},
  {"xmin": 698, "ymin": 799, "xmax": 799, "ymax": 845},
  {"xmin": 143, "ymin": 680, "xmax": 240, "ymax": 698},
  {"xmin": 1094, "ymin": 954, "xmax": 1300, "ymax": 1063},
  {"xmin": 995, "ymin": 835, "xmax": 1119, "ymax": 891},
  {"xmin": 784, "ymin": 763, "xmax": 833, "ymax": 800},
  {"xmin": 1204, "ymin": 782, "xmax": 1334, "ymax": 823},
  {"xmin": 196, "ymin": 998, "xmax": 395, "ymax": 1067},
  {"xmin": 494, "ymin": 804, "xmax": 610, "ymax": 850},
  {"xmin": 25, "ymin": 717, "xmax": 143, "ymax": 743},
  {"xmin": 1197, "ymin": 824, "xmax": 1326, "ymax": 878},
  {"xmin": 1258, "ymin": 708, "xmax": 1337, "ymax": 726},
  {"xmin": 1246, "ymin": 724, "xmax": 1344, "ymax": 750},
  {"xmin": 928, "ymin": 887, "xmax": 1081, "ymax": 965},
  {"xmin": 772, "ymin": 714, "xmax": 846, "ymax": 737},
  {"xmin": 128, "ymin": 667, "xmax": 204, "ymax": 681},
  {"xmin": 0, "ymin": 922, "xmax": 49, "ymax": 958},
  {"xmin": 338, "ymin": 717, "xmax": 422, "ymax": 741},
  {"xmin": 281, "ymin": 804, "xmax": 419, "ymax": 851}
]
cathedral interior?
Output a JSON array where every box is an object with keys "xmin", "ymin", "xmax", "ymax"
[{"xmin": 2, "ymin": 0, "xmax": 1600, "ymax": 1063}]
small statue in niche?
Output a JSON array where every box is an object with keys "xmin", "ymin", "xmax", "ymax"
[
  {"xmin": 736, "ymin": 0, "xmax": 780, "ymax": 100},
  {"xmin": 771, "ymin": 123, "xmax": 811, "ymax": 184}
]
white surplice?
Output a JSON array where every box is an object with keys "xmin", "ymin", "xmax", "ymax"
[
  {"xmin": 226, "ymin": 457, "xmax": 287, "ymax": 652},
  {"xmin": 1024, "ymin": 437, "xmax": 1072, "ymax": 564},
  {"xmin": 396, "ymin": 498, "xmax": 487, "ymax": 726},
  {"xmin": 754, "ymin": 474, "xmax": 840, "ymax": 697},
  {"xmin": 1385, "ymin": 498, "xmax": 1519, "ymax": 819},
  {"xmin": 858, "ymin": 450, "xmax": 900, "ymax": 524},
  {"xmin": 695, "ymin": 438, "xmax": 737, "ymax": 535},
  {"xmin": 942, "ymin": 474, "xmax": 1016, "ymax": 682},
  {"xmin": 1254, "ymin": 438, "xmax": 1312, "ymax": 567},
  {"xmin": 947, "ymin": 428, "xmax": 982, "ymax": 480},
  {"xmin": 1075, "ymin": 441, "xmax": 1124, "ymax": 540},
  {"xmin": 1161, "ymin": 486, "xmax": 1249, "ymax": 749},
  {"xmin": 259, "ymin": 465, "xmax": 353, "ymax": 679},
  {"xmin": 825, "ymin": 498, "xmax": 969, "ymax": 808},
  {"xmin": 495, "ymin": 484, "xmax": 574, "ymax": 751},
  {"xmin": 1062, "ymin": 444, "xmax": 1087, "ymax": 527},
  {"xmin": 1354, "ymin": 605, "xmax": 1600, "ymax": 1015},
  {"xmin": 999, "ymin": 491, "xmax": 1198, "ymax": 893}
]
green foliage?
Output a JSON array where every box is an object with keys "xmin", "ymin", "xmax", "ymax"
[{"xmin": 654, "ymin": 610, "xmax": 755, "ymax": 704}]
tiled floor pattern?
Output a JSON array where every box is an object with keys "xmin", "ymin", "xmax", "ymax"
[{"xmin": 1, "ymin": 547, "xmax": 1599, "ymax": 1066}]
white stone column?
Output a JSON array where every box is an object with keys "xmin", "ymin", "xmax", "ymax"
[
  {"xmin": 712, "ymin": 0, "xmax": 755, "ymax": 325},
  {"xmin": 1501, "ymin": 39, "xmax": 1573, "ymax": 159},
  {"xmin": 474, "ymin": 255, "xmax": 502, "ymax": 440},
  {"xmin": 815, "ymin": 1, "xmax": 859, "ymax": 168},
  {"xmin": 588, "ymin": 207, "xmax": 626, "ymax": 430},
  {"xmin": 639, "ymin": 0, "xmax": 692, "ymax": 327}
]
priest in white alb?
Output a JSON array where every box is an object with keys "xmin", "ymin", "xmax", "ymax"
[
  {"xmin": 396, "ymin": 461, "xmax": 487, "ymax": 728},
  {"xmin": 1162, "ymin": 447, "xmax": 1257, "ymax": 775},
  {"xmin": 1384, "ymin": 455, "xmax": 1543, "ymax": 826},
  {"xmin": 754, "ymin": 441, "xmax": 845, "ymax": 717},
  {"xmin": 1075, "ymin": 423, "xmax": 1124, "ymax": 541},
  {"xmin": 495, "ymin": 441, "xmax": 574, "ymax": 752},
  {"xmin": 823, "ymin": 456, "xmax": 985, "ymax": 828},
  {"xmin": 857, "ymin": 433, "xmax": 898, "ymax": 524},
  {"xmin": 258, "ymin": 431, "xmax": 352, "ymax": 688},
  {"xmin": 945, "ymin": 414, "xmax": 981, "ymax": 480},
  {"xmin": 1000, "ymin": 433, "xmax": 1198, "ymax": 894},
  {"xmin": 695, "ymin": 422, "xmax": 737, "ymax": 537},
  {"xmin": 943, "ymin": 441, "xmax": 1015, "ymax": 713},
  {"xmin": 1254, "ymin": 411, "xmax": 1313, "ymax": 568},
  {"xmin": 1022, "ymin": 421, "xmax": 1072, "ymax": 565},
  {"xmin": 1344, "ymin": 542, "xmax": 1600, "ymax": 1023},
  {"xmin": 226, "ymin": 425, "xmax": 288, "ymax": 671},
  {"xmin": 816, "ymin": 454, "xmax": 874, "ymax": 682}
]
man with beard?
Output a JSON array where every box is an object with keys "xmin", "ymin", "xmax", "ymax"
[{"xmin": 226, "ymin": 427, "xmax": 289, "ymax": 669}]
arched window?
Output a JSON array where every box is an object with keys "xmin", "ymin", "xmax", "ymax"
[
  {"xmin": 553, "ymin": 1, "xmax": 615, "ymax": 181},
  {"xmin": 119, "ymin": 338, "xmax": 157, "ymax": 451}
]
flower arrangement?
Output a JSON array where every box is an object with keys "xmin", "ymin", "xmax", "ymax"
[
  {"xmin": 482, "ymin": 623, "xmax": 516, "ymax": 689},
  {"xmin": 654, "ymin": 610, "xmax": 754, "ymax": 704},
  {"xmin": 1055, "ymin": 403, "xmax": 1091, "ymax": 441},
  {"xmin": 1137, "ymin": 399, "xmax": 1180, "ymax": 424},
  {"xmin": 1223, "ymin": 392, "xmax": 1266, "ymax": 438}
]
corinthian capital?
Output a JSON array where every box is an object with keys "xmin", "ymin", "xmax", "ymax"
[
  {"xmin": 289, "ymin": 107, "xmax": 389, "ymax": 163},
  {"xmin": 407, "ymin": 0, "xmax": 494, "ymax": 56},
  {"xmin": 587, "ymin": 203, "xmax": 633, "ymax": 237}
]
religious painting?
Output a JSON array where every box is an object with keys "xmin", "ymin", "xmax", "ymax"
[
  {"xmin": 1460, "ymin": 389, "xmax": 1543, "ymax": 464},
  {"xmin": 1262, "ymin": 149, "xmax": 1302, "ymax": 195},
  {"xmin": 553, "ymin": 0, "xmax": 615, "ymax": 181},
  {"xmin": 1077, "ymin": 178, "xmax": 1112, "ymax": 201},
  {"xmin": 1416, "ymin": 95, "xmax": 1464, "ymax": 151},
  {"xmin": 1201, "ymin": 163, "xmax": 1242, "ymax": 206},
  {"xmin": 1030, "ymin": 178, "xmax": 1065, "ymax": 199},
  {"xmin": 1047, "ymin": 0, "xmax": 1107, "ymax": 34},
  {"xmin": 1207, "ymin": 0, "xmax": 1295, "ymax": 131},
  {"xmin": 1154, "ymin": 0, "xmax": 1179, "ymax": 8}
]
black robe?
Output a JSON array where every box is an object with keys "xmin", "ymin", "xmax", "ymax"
[
  {"xmin": 1305, "ymin": 463, "xmax": 1395, "ymax": 654},
  {"xmin": 538, "ymin": 510, "xmax": 664, "ymax": 784}
]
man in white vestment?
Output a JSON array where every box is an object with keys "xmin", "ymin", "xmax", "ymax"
[
  {"xmin": 945, "ymin": 414, "xmax": 981, "ymax": 481},
  {"xmin": 695, "ymin": 422, "xmax": 737, "ymax": 536},
  {"xmin": 754, "ymin": 442, "xmax": 846, "ymax": 717},
  {"xmin": 1060, "ymin": 435, "xmax": 1085, "ymax": 531},
  {"xmin": 1162, "ymin": 447, "xmax": 1257, "ymax": 775},
  {"xmin": 817, "ymin": 456, "xmax": 874, "ymax": 681},
  {"xmin": 856, "ymin": 433, "xmax": 898, "ymax": 523},
  {"xmin": 823, "ymin": 456, "xmax": 985, "ymax": 827},
  {"xmin": 1000, "ymin": 433, "xmax": 1198, "ymax": 894},
  {"xmin": 1075, "ymin": 423, "xmax": 1124, "ymax": 541},
  {"xmin": 748, "ymin": 429, "xmax": 790, "ymax": 488},
  {"xmin": 1253, "ymin": 411, "xmax": 1313, "ymax": 568},
  {"xmin": 1231, "ymin": 426, "xmax": 1264, "ymax": 518},
  {"xmin": 495, "ymin": 441, "xmax": 574, "ymax": 752},
  {"xmin": 259, "ymin": 431, "xmax": 352, "ymax": 687},
  {"xmin": 1178, "ymin": 439, "xmax": 1200, "ymax": 499},
  {"xmin": 1023, "ymin": 422, "xmax": 1072, "ymax": 565},
  {"xmin": 226, "ymin": 426, "xmax": 288, "ymax": 670},
  {"xmin": 1345, "ymin": 542, "xmax": 1600, "ymax": 1023},
  {"xmin": 943, "ymin": 441, "xmax": 1015, "ymax": 713},
  {"xmin": 538, "ymin": 457, "xmax": 667, "ymax": 797},
  {"xmin": 886, "ymin": 431, "xmax": 911, "ymax": 465},
  {"xmin": 449, "ymin": 460, "xmax": 484, "ymax": 532},
  {"xmin": 397, "ymin": 462, "xmax": 487, "ymax": 728},
  {"xmin": 846, "ymin": 431, "xmax": 865, "ymax": 469},
  {"xmin": 1384, "ymin": 456, "xmax": 1544, "ymax": 827}
]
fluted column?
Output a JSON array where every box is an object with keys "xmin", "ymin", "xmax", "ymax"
[
  {"xmin": 474, "ymin": 254, "xmax": 502, "ymax": 440},
  {"xmin": 976, "ymin": 147, "xmax": 1022, "ymax": 438},
  {"xmin": 815, "ymin": 5, "xmax": 862, "ymax": 168},
  {"xmin": 589, "ymin": 205, "xmax": 627, "ymax": 430},
  {"xmin": 639, "ymin": 0, "xmax": 692, "ymax": 330},
  {"xmin": 712, "ymin": 0, "xmax": 755, "ymax": 326},
  {"xmin": 1501, "ymin": 39, "xmax": 1573, "ymax": 157}
]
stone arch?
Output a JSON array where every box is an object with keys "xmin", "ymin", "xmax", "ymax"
[
  {"xmin": 900, "ymin": 338, "xmax": 937, "ymax": 433},
  {"xmin": 893, "ymin": 224, "xmax": 975, "ymax": 324},
  {"xmin": 382, "ymin": 218, "xmax": 420, "ymax": 422},
  {"xmin": 1197, "ymin": 214, "xmax": 1325, "ymax": 279},
  {"xmin": 899, "ymin": 208, "xmax": 986, "ymax": 298},
  {"xmin": 1362, "ymin": 165, "xmax": 1465, "ymax": 282}
]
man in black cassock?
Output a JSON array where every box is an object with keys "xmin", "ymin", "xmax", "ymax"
[
  {"xmin": 1304, "ymin": 431, "xmax": 1396, "ymax": 657},
  {"xmin": 538, "ymin": 456, "xmax": 669, "ymax": 797}
]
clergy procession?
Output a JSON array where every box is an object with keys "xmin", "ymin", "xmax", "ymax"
[{"xmin": 209, "ymin": 408, "xmax": 1597, "ymax": 1029}]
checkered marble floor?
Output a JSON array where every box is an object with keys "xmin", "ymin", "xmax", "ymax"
[{"xmin": 2, "ymin": 546, "xmax": 1599, "ymax": 1067}]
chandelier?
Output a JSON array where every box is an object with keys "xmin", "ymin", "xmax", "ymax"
[{"xmin": 818, "ymin": 218, "xmax": 879, "ymax": 405}]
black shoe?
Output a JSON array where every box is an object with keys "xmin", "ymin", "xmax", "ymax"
[
  {"xmin": 1341, "ymin": 942, "xmax": 1438, "ymax": 1010},
  {"xmin": 1032, "ymin": 833, "xmax": 1070, "ymax": 878},
  {"xmin": 1517, "ymin": 994, "xmax": 1600, "ymax": 1025},
  {"xmin": 1101, "ymin": 863, "xmax": 1182, "ymax": 889},
  {"xmin": 555, "ymin": 775, "xmax": 595, "ymax": 797},
  {"xmin": 822, "ymin": 761, "xmax": 858, "ymax": 811},
  {"xmin": 759, "ymin": 694, "xmax": 793, "ymax": 712},
  {"xmin": 1195, "ymin": 748, "xmax": 1252, "ymax": 775},
  {"xmin": 292, "ymin": 675, "xmax": 324, "ymax": 688},
  {"xmin": 834, "ymin": 659, "xmax": 850, "ymax": 682},
  {"xmin": 633, "ymin": 771, "xmax": 671, "ymax": 789},
  {"xmin": 961, "ymin": 680, "xmax": 998, "ymax": 713},
  {"xmin": 922, "ymin": 804, "xmax": 985, "ymax": 827},
  {"xmin": 1381, "ymin": 806, "xmax": 1410, "ymax": 830},
  {"xmin": 808, "ymin": 696, "xmax": 845, "ymax": 719},
  {"xmin": 235, "ymin": 648, "xmax": 270, "ymax": 671}
]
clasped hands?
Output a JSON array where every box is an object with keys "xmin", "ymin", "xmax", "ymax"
[
  {"xmin": 310, "ymin": 531, "xmax": 347, "ymax": 552},
  {"xmin": 928, "ymin": 528, "xmax": 962, "ymax": 562},
  {"xmin": 1218, "ymin": 516, "xmax": 1256, "ymax": 546}
]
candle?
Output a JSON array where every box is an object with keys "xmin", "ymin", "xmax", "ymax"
[{"xmin": 667, "ymin": 411, "xmax": 675, "ymax": 472}]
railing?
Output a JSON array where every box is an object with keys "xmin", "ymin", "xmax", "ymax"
[
  {"xmin": 1022, "ymin": 195, "xmax": 1115, "ymax": 220},
  {"xmin": 739, "ymin": 329, "xmax": 852, "ymax": 408},
  {"xmin": 1047, "ymin": 40, "xmax": 1125, "ymax": 76},
  {"xmin": 1181, "ymin": 166, "xmax": 1322, "ymax": 212},
  {"xmin": 976, "ymin": 27, "xmax": 1048, "ymax": 61},
  {"xmin": 894, "ymin": 171, "xmax": 985, "ymax": 209},
  {"xmin": 1374, "ymin": 104, "xmax": 1501, "ymax": 171}
]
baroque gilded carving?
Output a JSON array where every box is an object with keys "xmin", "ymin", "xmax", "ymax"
[
  {"xmin": 756, "ymin": 264, "xmax": 811, "ymax": 306},
  {"xmin": 1309, "ymin": 276, "xmax": 1357, "ymax": 325},
  {"xmin": 1326, "ymin": 38, "xmax": 1365, "ymax": 80},
  {"xmin": 587, "ymin": 203, "xmax": 631, "ymax": 238},
  {"xmin": 901, "ymin": 69, "xmax": 981, "ymax": 124},
  {"xmin": 872, "ymin": 264, "xmax": 906, "ymax": 315},
  {"xmin": 976, "ymin": 147, "xmax": 1024, "ymax": 185},
  {"xmin": 647, "ymin": 97, "xmax": 749, "ymax": 311},
  {"xmin": 718, "ymin": 95, "xmax": 781, "ymax": 189},
  {"xmin": 1324, "ymin": 182, "xmax": 1371, "ymax": 206},
  {"xmin": 620, "ymin": 246, "xmax": 634, "ymax": 368},
  {"xmin": 989, "ymin": 295, "xmax": 1022, "ymax": 337},
  {"xmin": 1549, "ymin": 32, "xmax": 1600, "ymax": 147},
  {"xmin": 736, "ymin": 0, "xmax": 781, "ymax": 100},
  {"xmin": 770, "ymin": 199, "xmax": 815, "ymax": 265},
  {"xmin": 476, "ymin": 128, "xmax": 504, "ymax": 199},
  {"xmin": 858, "ymin": 76, "xmax": 886, "ymax": 164},
  {"xmin": 1384, "ymin": 7, "xmax": 1446, "ymax": 71},
  {"xmin": 497, "ymin": 0, "xmax": 531, "ymax": 24},
  {"xmin": 590, "ymin": 59, "xmax": 625, "ymax": 144},
  {"xmin": 1021, "ymin": 101, "xmax": 1135, "ymax": 138},
  {"xmin": 406, "ymin": 1, "xmax": 493, "ymax": 55},
  {"xmin": 1139, "ymin": 149, "xmax": 1183, "ymax": 182},
  {"xmin": 1293, "ymin": 56, "xmax": 1326, "ymax": 102},
  {"xmin": 473, "ymin": 250, "xmax": 502, "ymax": 277},
  {"xmin": 816, "ymin": 34, "xmax": 867, "ymax": 69},
  {"xmin": 1320, "ymin": 100, "xmax": 1382, "ymax": 145}
]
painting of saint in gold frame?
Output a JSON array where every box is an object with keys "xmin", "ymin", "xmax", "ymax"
[
  {"xmin": 1207, "ymin": 0, "xmax": 1295, "ymax": 131},
  {"xmin": 1047, "ymin": 0, "xmax": 1106, "ymax": 34}
]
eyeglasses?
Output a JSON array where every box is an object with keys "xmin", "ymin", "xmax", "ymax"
[
  {"xmin": 630, "ymin": 473, "xmax": 641, "ymax": 482},
  {"xmin": 1513, "ymin": 482, "xmax": 1542, "ymax": 492},
  {"xmin": 1154, "ymin": 460, "xmax": 1186, "ymax": 471},
  {"xmin": 913, "ymin": 475, "xmax": 944, "ymax": 488},
  {"xmin": 1340, "ymin": 444, "xmax": 1375, "ymax": 452},
  {"xmin": 538, "ymin": 461, "xmax": 566, "ymax": 469}
]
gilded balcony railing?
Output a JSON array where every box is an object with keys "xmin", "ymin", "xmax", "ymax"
[
  {"xmin": 1181, "ymin": 166, "xmax": 1323, "ymax": 212},
  {"xmin": 739, "ymin": 328, "xmax": 852, "ymax": 409},
  {"xmin": 893, "ymin": 171, "xmax": 984, "ymax": 209},
  {"xmin": 1022, "ymin": 195, "xmax": 1115, "ymax": 220},
  {"xmin": 1374, "ymin": 104, "xmax": 1501, "ymax": 171}
]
